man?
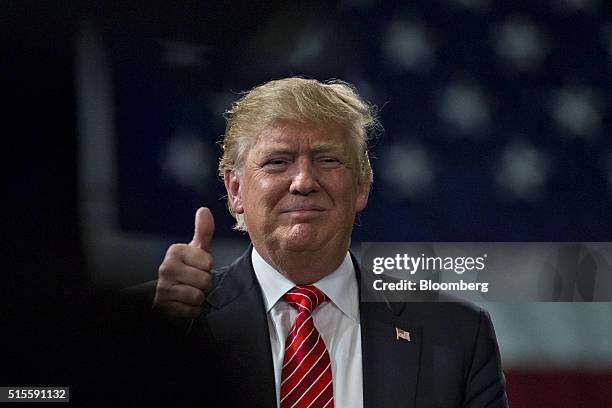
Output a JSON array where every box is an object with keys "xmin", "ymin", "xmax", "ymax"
[{"xmin": 147, "ymin": 77, "xmax": 508, "ymax": 407}]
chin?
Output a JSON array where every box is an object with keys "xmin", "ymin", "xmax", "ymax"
[{"xmin": 278, "ymin": 224, "xmax": 325, "ymax": 251}]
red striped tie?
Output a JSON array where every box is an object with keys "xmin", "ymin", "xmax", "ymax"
[{"xmin": 280, "ymin": 285, "xmax": 334, "ymax": 408}]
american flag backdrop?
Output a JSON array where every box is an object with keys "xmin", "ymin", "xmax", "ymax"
[
  {"xmin": 75, "ymin": 1, "xmax": 612, "ymax": 406},
  {"xmin": 108, "ymin": 1, "xmax": 612, "ymax": 242}
]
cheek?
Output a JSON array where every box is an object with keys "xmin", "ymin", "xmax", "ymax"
[
  {"xmin": 243, "ymin": 175, "xmax": 286, "ymax": 210},
  {"xmin": 330, "ymin": 173, "xmax": 363, "ymax": 206},
  {"xmin": 257, "ymin": 176, "xmax": 282, "ymax": 192}
]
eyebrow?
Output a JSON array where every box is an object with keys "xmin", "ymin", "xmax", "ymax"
[
  {"xmin": 258, "ymin": 146, "xmax": 294, "ymax": 156},
  {"xmin": 311, "ymin": 143, "xmax": 341, "ymax": 154},
  {"xmin": 259, "ymin": 143, "xmax": 342, "ymax": 155}
]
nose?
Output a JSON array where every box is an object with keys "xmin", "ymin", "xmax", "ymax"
[{"xmin": 289, "ymin": 158, "xmax": 320, "ymax": 195}]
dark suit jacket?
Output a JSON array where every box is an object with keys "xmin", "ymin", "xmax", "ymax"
[{"xmin": 102, "ymin": 246, "xmax": 508, "ymax": 408}]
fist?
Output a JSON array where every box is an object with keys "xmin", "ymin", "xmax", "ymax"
[{"xmin": 153, "ymin": 207, "xmax": 215, "ymax": 319}]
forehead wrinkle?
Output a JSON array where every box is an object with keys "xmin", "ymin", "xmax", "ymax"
[{"xmin": 249, "ymin": 121, "xmax": 349, "ymax": 161}]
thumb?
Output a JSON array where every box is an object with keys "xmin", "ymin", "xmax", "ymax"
[{"xmin": 190, "ymin": 207, "xmax": 215, "ymax": 250}]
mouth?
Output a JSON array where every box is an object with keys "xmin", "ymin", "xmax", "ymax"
[
  {"xmin": 280, "ymin": 207, "xmax": 327, "ymax": 219},
  {"xmin": 280, "ymin": 206, "xmax": 326, "ymax": 213}
]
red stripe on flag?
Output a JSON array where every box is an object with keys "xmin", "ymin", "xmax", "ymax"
[{"xmin": 505, "ymin": 369, "xmax": 612, "ymax": 407}]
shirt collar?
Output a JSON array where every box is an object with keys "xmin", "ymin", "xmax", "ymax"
[{"xmin": 251, "ymin": 246, "xmax": 359, "ymax": 322}]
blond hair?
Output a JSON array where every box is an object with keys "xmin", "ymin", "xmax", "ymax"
[{"xmin": 219, "ymin": 77, "xmax": 378, "ymax": 231}]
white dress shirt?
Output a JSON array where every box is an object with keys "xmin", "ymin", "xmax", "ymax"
[{"xmin": 252, "ymin": 247, "xmax": 364, "ymax": 408}]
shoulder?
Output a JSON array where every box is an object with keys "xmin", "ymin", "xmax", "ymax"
[
  {"xmin": 404, "ymin": 295, "xmax": 492, "ymax": 335},
  {"xmin": 202, "ymin": 246, "xmax": 258, "ymax": 308}
]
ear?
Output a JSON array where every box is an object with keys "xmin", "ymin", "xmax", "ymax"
[
  {"xmin": 224, "ymin": 169, "xmax": 244, "ymax": 214},
  {"xmin": 355, "ymin": 182, "xmax": 370, "ymax": 213}
]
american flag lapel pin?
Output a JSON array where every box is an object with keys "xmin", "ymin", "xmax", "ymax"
[{"xmin": 395, "ymin": 327, "xmax": 411, "ymax": 342}]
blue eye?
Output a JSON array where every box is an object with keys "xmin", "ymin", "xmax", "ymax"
[
  {"xmin": 262, "ymin": 158, "xmax": 291, "ymax": 171},
  {"xmin": 318, "ymin": 157, "xmax": 342, "ymax": 167}
]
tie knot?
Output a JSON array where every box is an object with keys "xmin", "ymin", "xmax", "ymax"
[{"xmin": 283, "ymin": 285, "xmax": 326, "ymax": 313}]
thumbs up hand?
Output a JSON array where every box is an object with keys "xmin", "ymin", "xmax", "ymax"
[{"xmin": 153, "ymin": 207, "xmax": 215, "ymax": 319}]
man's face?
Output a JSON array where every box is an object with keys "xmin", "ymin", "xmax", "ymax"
[{"xmin": 225, "ymin": 120, "xmax": 369, "ymax": 254}]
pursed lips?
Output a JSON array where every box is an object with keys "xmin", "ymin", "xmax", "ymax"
[{"xmin": 280, "ymin": 205, "xmax": 327, "ymax": 213}]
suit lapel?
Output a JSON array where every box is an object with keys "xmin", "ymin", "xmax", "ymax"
[
  {"xmin": 195, "ymin": 249, "xmax": 423, "ymax": 407},
  {"xmin": 200, "ymin": 247, "xmax": 277, "ymax": 407},
  {"xmin": 357, "ymin": 258, "xmax": 422, "ymax": 408}
]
